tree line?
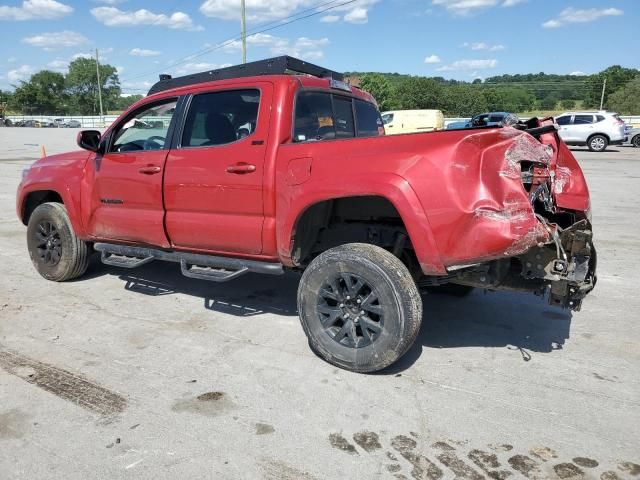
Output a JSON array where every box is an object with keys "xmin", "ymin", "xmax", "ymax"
[
  {"xmin": 2, "ymin": 60, "xmax": 638, "ymax": 117},
  {"xmin": 351, "ymin": 65, "xmax": 639, "ymax": 116},
  {"xmin": 1, "ymin": 58, "xmax": 142, "ymax": 116}
]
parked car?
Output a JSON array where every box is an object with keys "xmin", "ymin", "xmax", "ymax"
[
  {"xmin": 17, "ymin": 56, "xmax": 597, "ymax": 373},
  {"xmin": 53, "ymin": 118, "xmax": 82, "ymax": 128},
  {"xmin": 16, "ymin": 119, "xmax": 39, "ymax": 128},
  {"xmin": 446, "ymin": 111, "xmax": 518, "ymax": 130},
  {"xmin": 381, "ymin": 109, "xmax": 444, "ymax": 134},
  {"xmin": 622, "ymin": 127, "xmax": 640, "ymax": 147},
  {"xmin": 40, "ymin": 118, "xmax": 56, "ymax": 128},
  {"xmin": 554, "ymin": 111, "xmax": 626, "ymax": 152}
]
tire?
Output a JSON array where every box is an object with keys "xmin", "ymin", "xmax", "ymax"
[
  {"xmin": 588, "ymin": 134, "xmax": 608, "ymax": 152},
  {"xmin": 424, "ymin": 283, "xmax": 474, "ymax": 297},
  {"xmin": 633, "ymin": 135, "xmax": 640, "ymax": 148},
  {"xmin": 297, "ymin": 243, "xmax": 422, "ymax": 373},
  {"xmin": 26, "ymin": 202, "xmax": 90, "ymax": 282}
]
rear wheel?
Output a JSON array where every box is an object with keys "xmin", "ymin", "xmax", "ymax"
[
  {"xmin": 588, "ymin": 134, "xmax": 608, "ymax": 152},
  {"xmin": 297, "ymin": 243, "xmax": 422, "ymax": 373},
  {"xmin": 27, "ymin": 202, "xmax": 90, "ymax": 282}
]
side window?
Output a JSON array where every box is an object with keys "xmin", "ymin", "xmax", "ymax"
[
  {"xmin": 472, "ymin": 114, "xmax": 488, "ymax": 126},
  {"xmin": 381, "ymin": 113, "xmax": 394, "ymax": 125},
  {"xmin": 355, "ymin": 99, "xmax": 383, "ymax": 137},
  {"xmin": 111, "ymin": 100, "xmax": 177, "ymax": 152},
  {"xmin": 294, "ymin": 92, "xmax": 333, "ymax": 142},
  {"xmin": 596, "ymin": 115, "xmax": 605, "ymax": 122},
  {"xmin": 333, "ymin": 96, "xmax": 355, "ymax": 139},
  {"xmin": 556, "ymin": 116, "xmax": 571, "ymax": 126},
  {"xmin": 181, "ymin": 89, "xmax": 260, "ymax": 147},
  {"xmin": 574, "ymin": 115, "xmax": 594, "ymax": 125}
]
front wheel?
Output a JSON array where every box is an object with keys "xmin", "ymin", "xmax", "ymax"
[
  {"xmin": 632, "ymin": 135, "xmax": 640, "ymax": 148},
  {"xmin": 297, "ymin": 243, "xmax": 422, "ymax": 373},
  {"xmin": 27, "ymin": 202, "xmax": 90, "ymax": 282},
  {"xmin": 588, "ymin": 135, "xmax": 608, "ymax": 152}
]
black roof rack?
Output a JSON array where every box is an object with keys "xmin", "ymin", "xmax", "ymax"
[{"xmin": 148, "ymin": 55, "xmax": 344, "ymax": 95}]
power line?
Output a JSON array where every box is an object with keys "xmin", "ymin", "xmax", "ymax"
[{"xmin": 120, "ymin": 0, "xmax": 355, "ymax": 84}]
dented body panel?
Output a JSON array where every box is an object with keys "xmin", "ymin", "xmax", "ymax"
[{"xmin": 17, "ymin": 75, "xmax": 595, "ymax": 310}]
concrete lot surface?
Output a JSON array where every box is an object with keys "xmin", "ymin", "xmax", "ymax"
[{"xmin": 1, "ymin": 128, "xmax": 639, "ymax": 479}]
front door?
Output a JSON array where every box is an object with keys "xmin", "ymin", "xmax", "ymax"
[
  {"xmin": 85, "ymin": 98, "xmax": 178, "ymax": 247},
  {"xmin": 163, "ymin": 84, "xmax": 272, "ymax": 255}
]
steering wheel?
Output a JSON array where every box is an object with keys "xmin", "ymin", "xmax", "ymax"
[{"xmin": 143, "ymin": 135, "xmax": 166, "ymax": 150}]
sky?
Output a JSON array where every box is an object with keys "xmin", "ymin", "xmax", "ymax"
[{"xmin": 0, "ymin": 0, "xmax": 637, "ymax": 94}]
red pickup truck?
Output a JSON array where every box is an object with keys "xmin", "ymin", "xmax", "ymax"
[{"xmin": 17, "ymin": 56, "xmax": 596, "ymax": 372}]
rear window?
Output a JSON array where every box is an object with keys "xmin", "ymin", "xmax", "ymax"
[
  {"xmin": 574, "ymin": 115, "xmax": 594, "ymax": 125},
  {"xmin": 333, "ymin": 96, "xmax": 355, "ymax": 139},
  {"xmin": 355, "ymin": 99, "xmax": 383, "ymax": 137},
  {"xmin": 556, "ymin": 116, "xmax": 571, "ymax": 125},
  {"xmin": 293, "ymin": 91, "xmax": 381, "ymax": 142}
]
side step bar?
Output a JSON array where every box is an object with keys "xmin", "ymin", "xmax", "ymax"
[{"xmin": 94, "ymin": 243, "xmax": 283, "ymax": 283}]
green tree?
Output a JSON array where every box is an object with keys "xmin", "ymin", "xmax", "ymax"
[
  {"xmin": 583, "ymin": 65, "xmax": 639, "ymax": 109},
  {"xmin": 440, "ymin": 85, "xmax": 488, "ymax": 116},
  {"xmin": 560, "ymin": 99, "xmax": 576, "ymax": 110},
  {"xmin": 10, "ymin": 70, "xmax": 67, "ymax": 114},
  {"xmin": 358, "ymin": 73, "xmax": 396, "ymax": 111},
  {"xmin": 483, "ymin": 86, "xmax": 535, "ymax": 112},
  {"xmin": 0, "ymin": 89, "xmax": 11, "ymax": 104},
  {"xmin": 113, "ymin": 94, "xmax": 144, "ymax": 112},
  {"xmin": 66, "ymin": 57, "xmax": 121, "ymax": 115},
  {"xmin": 394, "ymin": 77, "xmax": 442, "ymax": 110},
  {"xmin": 538, "ymin": 92, "xmax": 561, "ymax": 110},
  {"xmin": 606, "ymin": 76, "xmax": 640, "ymax": 114}
]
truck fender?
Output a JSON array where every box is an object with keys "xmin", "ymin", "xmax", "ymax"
[{"xmin": 277, "ymin": 172, "xmax": 447, "ymax": 275}]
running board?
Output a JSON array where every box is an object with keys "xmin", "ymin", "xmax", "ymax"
[{"xmin": 94, "ymin": 243, "xmax": 283, "ymax": 282}]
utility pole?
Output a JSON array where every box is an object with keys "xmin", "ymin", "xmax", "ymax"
[
  {"xmin": 599, "ymin": 78, "xmax": 606, "ymax": 111},
  {"xmin": 240, "ymin": 0, "xmax": 247, "ymax": 64},
  {"xmin": 95, "ymin": 48, "xmax": 104, "ymax": 119}
]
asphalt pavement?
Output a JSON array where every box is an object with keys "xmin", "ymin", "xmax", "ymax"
[{"xmin": 1, "ymin": 128, "xmax": 639, "ymax": 479}]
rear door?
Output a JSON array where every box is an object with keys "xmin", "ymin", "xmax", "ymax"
[
  {"xmin": 163, "ymin": 83, "xmax": 272, "ymax": 255},
  {"xmin": 85, "ymin": 98, "xmax": 179, "ymax": 246},
  {"xmin": 571, "ymin": 114, "xmax": 596, "ymax": 142}
]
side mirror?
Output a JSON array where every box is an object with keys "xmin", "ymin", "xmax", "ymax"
[{"xmin": 77, "ymin": 130, "xmax": 102, "ymax": 152}]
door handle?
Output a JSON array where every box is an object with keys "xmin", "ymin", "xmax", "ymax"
[
  {"xmin": 226, "ymin": 163, "xmax": 256, "ymax": 174},
  {"xmin": 139, "ymin": 165, "xmax": 161, "ymax": 175}
]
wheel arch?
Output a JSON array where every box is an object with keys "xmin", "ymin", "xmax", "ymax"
[
  {"xmin": 279, "ymin": 180, "xmax": 446, "ymax": 275},
  {"xmin": 587, "ymin": 132, "xmax": 610, "ymax": 143},
  {"xmin": 20, "ymin": 190, "xmax": 64, "ymax": 225},
  {"xmin": 19, "ymin": 186, "xmax": 85, "ymax": 238}
]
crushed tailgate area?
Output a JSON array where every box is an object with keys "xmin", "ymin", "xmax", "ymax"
[{"xmin": 1, "ymin": 129, "xmax": 638, "ymax": 479}]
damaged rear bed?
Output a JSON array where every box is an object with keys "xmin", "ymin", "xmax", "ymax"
[{"xmin": 424, "ymin": 118, "xmax": 596, "ymax": 310}]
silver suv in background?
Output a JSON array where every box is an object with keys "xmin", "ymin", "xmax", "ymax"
[{"xmin": 555, "ymin": 111, "xmax": 626, "ymax": 152}]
